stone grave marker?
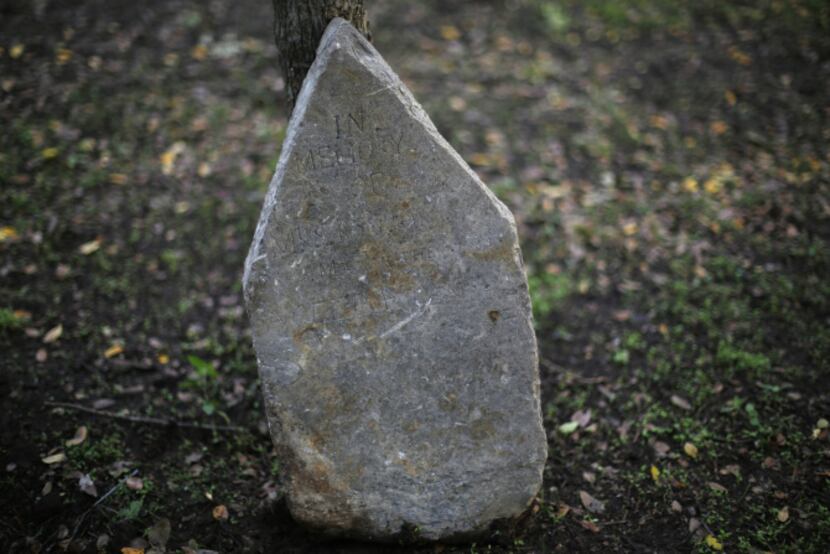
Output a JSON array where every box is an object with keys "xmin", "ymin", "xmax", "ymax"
[{"xmin": 243, "ymin": 18, "xmax": 546, "ymax": 541}]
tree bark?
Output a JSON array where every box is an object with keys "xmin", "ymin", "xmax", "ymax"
[{"xmin": 272, "ymin": 0, "xmax": 370, "ymax": 110}]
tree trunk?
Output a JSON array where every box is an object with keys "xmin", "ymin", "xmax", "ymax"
[{"xmin": 272, "ymin": 0, "xmax": 370, "ymax": 110}]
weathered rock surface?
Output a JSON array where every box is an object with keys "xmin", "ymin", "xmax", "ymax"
[{"xmin": 243, "ymin": 18, "xmax": 546, "ymax": 541}]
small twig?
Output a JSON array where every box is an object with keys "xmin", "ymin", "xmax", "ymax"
[
  {"xmin": 45, "ymin": 401, "xmax": 248, "ymax": 433},
  {"xmin": 93, "ymin": 469, "xmax": 138, "ymax": 508},
  {"xmin": 106, "ymin": 358, "xmax": 155, "ymax": 370},
  {"xmin": 69, "ymin": 469, "xmax": 139, "ymax": 543},
  {"xmin": 598, "ymin": 519, "xmax": 628, "ymax": 526}
]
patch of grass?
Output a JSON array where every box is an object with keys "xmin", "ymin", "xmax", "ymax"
[
  {"xmin": 539, "ymin": 2, "xmax": 571, "ymax": 34},
  {"xmin": 0, "ymin": 308, "xmax": 22, "ymax": 330},
  {"xmin": 528, "ymin": 271, "xmax": 573, "ymax": 324},
  {"xmin": 67, "ymin": 431, "xmax": 126, "ymax": 471},
  {"xmin": 715, "ymin": 342, "xmax": 770, "ymax": 379}
]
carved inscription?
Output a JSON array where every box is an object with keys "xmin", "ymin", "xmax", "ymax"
[
  {"xmin": 313, "ymin": 289, "xmax": 391, "ymax": 322},
  {"xmin": 279, "ymin": 106, "xmax": 444, "ymax": 331},
  {"xmin": 300, "ymin": 107, "xmax": 406, "ymax": 171},
  {"xmin": 275, "ymin": 184, "xmax": 420, "ymax": 258}
]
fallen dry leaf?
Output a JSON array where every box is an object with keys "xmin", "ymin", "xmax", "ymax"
[
  {"xmin": 650, "ymin": 465, "xmax": 661, "ymax": 482},
  {"xmin": 191, "ymin": 44, "xmax": 208, "ymax": 60},
  {"xmin": 43, "ymin": 324, "xmax": 63, "ymax": 343},
  {"xmin": 707, "ymin": 481, "xmax": 727, "ymax": 493},
  {"xmin": 160, "ymin": 141, "xmax": 186, "ymax": 175},
  {"xmin": 42, "ymin": 452, "xmax": 66, "ymax": 464},
  {"xmin": 689, "ymin": 517, "xmax": 701, "ymax": 533},
  {"xmin": 612, "ymin": 309, "xmax": 631, "ymax": 321},
  {"xmin": 571, "ymin": 409, "xmax": 592, "ymax": 428},
  {"xmin": 671, "ymin": 395, "xmax": 692, "ymax": 411},
  {"xmin": 578, "ymin": 519, "xmax": 600, "ymax": 533},
  {"xmin": 109, "ymin": 173, "xmax": 128, "ymax": 185},
  {"xmin": 147, "ymin": 518, "xmax": 171, "ymax": 548},
  {"xmin": 212, "ymin": 504, "xmax": 229, "ymax": 521},
  {"xmin": 79, "ymin": 473, "xmax": 98, "ymax": 497},
  {"xmin": 579, "ymin": 490, "xmax": 605, "ymax": 514},
  {"xmin": 121, "ymin": 548, "xmax": 144, "ymax": 554},
  {"xmin": 0, "ymin": 226, "xmax": 18, "ymax": 242},
  {"xmin": 682, "ymin": 177, "xmax": 698, "ymax": 192},
  {"xmin": 650, "ymin": 114, "xmax": 670, "ymax": 129},
  {"xmin": 653, "ymin": 441, "xmax": 671, "ymax": 456},
  {"xmin": 184, "ymin": 452, "xmax": 204, "ymax": 465},
  {"xmin": 79, "ymin": 238, "xmax": 101, "ymax": 255},
  {"xmin": 104, "ymin": 344, "xmax": 124, "ymax": 359},
  {"xmin": 55, "ymin": 47, "xmax": 72, "ymax": 64},
  {"xmin": 440, "ymin": 25, "xmax": 461, "ymax": 41},
  {"xmin": 710, "ymin": 120, "xmax": 729, "ymax": 136},
  {"xmin": 108, "ymin": 460, "xmax": 131, "ymax": 478},
  {"xmin": 683, "ymin": 442, "xmax": 699, "ymax": 459},
  {"xmin": 448, "ymin": 96, "xmax": 466, "ymax": 111},
  {"xmin": 92, "ymin": 398, "xmax": 116, "ymax": 410},
  {"xmin": 705, "ymin": 534, "xmax": 723, "ymax": 550},
  {"xmin": 777, "ymin": 506, "xmax": 789, "ymax": 522},
  {"xmin": 126, "ymin": 476, "xmax": 144, "ymax": 490},
  {"xmin": 558, "ymin": 420, "xmax": 579, "ymax": 435},
  {"xmin": 720, "ymin": 464, "xmax": 741, "ymax": 478},
  {"xmin": 66, "ymin": 425, "xmax": 88, "ymax": 447},
  {"xmin": 468, "ymin": 152, "xmax": 492, "ymax": 167}
]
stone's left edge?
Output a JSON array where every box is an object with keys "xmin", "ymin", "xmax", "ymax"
[{"xmin": 243, "ymin": 19, "xmax": 353, "ymax": 307}]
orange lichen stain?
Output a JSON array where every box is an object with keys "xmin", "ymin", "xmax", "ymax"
[
  {"xmin": 470, "ymin": 418, "xmax": 496, "ymax": 441},
  {"xmin": 341, "ymin": 459, "xmax": 366, "ymax": 484},
  {"xmin": 465, "ymin": 237, "xmax": 516, "ymax": 265},
  {"xmin": 318, "ymin": 385, "xmax": 346, "ymax": 420},
  {"xmin": 298, "ymin": 200, "xmax": 317, "ymax": 220},
  {"xmin": 366, "ymin": 288, "xmax": 385, "ymax": 309},
  {"xmin": 398, "ymin": 458, "xmax": 419, "ymax": 477},
  {"xmin": 292, "ymin": 324, "xmax": 320, "ymax": 345},
  {"xmin": 438, "ymin": 393, "xmax": 459, "ymax": 413},
  {"xmin": 360, "ymin": 240, "xmax": 416, "ymax": 292},
  {"xmin": 307, "ymin": 431, "xmax": 326, "ymax": 450},
  {"xmin": 402, "ymin": 420, "xmax": 420, "ymax": 434},
  {"xmin": 347, "ymin": 312, "xmax": 380, "ymax": 336},
  {"xmin": 294, "ymin": 461, "xmax": 339, "ymax": 496}
]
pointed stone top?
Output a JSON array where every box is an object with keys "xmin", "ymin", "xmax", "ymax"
[{"xmin": 292, "ymin": 18, "xmax": 397, "ymax": 125}]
